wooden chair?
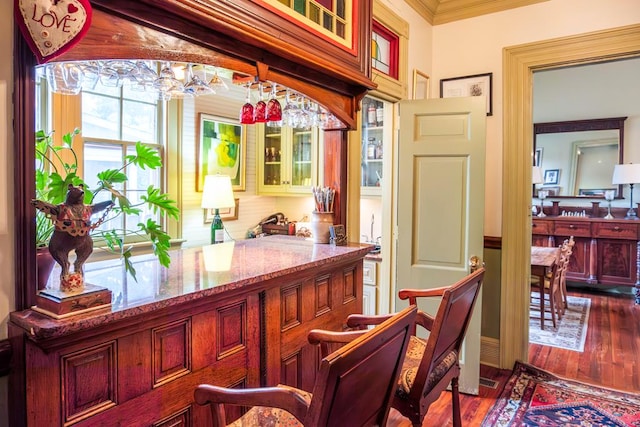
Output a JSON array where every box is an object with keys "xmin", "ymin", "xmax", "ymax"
[
  {"xmin": 558, "ymin": 236, "xmax": 575, "ymax": 310},
  {"xmin": 194, "ymin": 305, "xmax": 417, "ymax": 427},
  {"xmin": 531, "ymin": 237, "xmax": 573, "ymax": 325},
  {"xmin": 530, "ymin": 254, "xmax": 561, "ymax": 327},
  {"xmin": 341, "ymin": 268, "xmax": 485, "ymax": 427}
]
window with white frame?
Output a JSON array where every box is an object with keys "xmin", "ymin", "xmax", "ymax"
[{"xmin": 81, "ymin": 84, "xmax": 164, "ymax": 237}]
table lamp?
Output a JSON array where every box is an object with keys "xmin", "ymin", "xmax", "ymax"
[
  {"xmin": 201, "ymin": 174, "xmax": 235, "ymax": 243},
  {"xmin": 532, "ymin": 166, "xmax": 545, "ymax": 216},
  {"xmin": 612, "ymin": 163, "xmax": 640, "ymax": 220}
]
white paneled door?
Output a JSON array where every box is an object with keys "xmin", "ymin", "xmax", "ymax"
[{"xmin": 396, "ymin": 96, "xmax": 486, "ymax": 394}]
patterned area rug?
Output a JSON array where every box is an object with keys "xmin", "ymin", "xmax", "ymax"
[
  {"xmin": 482, "ymin": 361, "xmax": 640, "ymax": 426},
  {"xmin": 529, "ymin": 295, "xmax": 590, "ymax": 352}
]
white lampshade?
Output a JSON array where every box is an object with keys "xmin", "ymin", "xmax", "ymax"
[
  {"xmin": 532, "ymin": 166, "xmax": 544, "ymax": 185},
  {"xmin": 201, "ymin": 175, "xmax": 235, "ymax": 209},
  {"xmin": 612, "ymin": 164, "xmax": 640, "ymax": 185}
]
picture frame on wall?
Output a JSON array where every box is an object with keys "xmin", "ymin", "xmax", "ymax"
[
  {"xmin": 440, "ymin": 72, "xmax": 493, "ymax": 116},
  {"xmin": 534, "ymin": 148, "xmax": 543, "ymax": 167},
  {"xmin": 196, "ymin": 113, "xmax": 246, "ymax": 192},
  {"xmin": 412, "ymin": 69, "xmax": 430, "ymax": 100},
  {"xmin": 544, "ymin": 169, "xmax": 560, "ymax": 185}
]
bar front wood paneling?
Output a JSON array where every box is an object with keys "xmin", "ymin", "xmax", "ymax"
[{"xmin": 9, "ymin": 236, "xmax": 372, "ymax": 426}]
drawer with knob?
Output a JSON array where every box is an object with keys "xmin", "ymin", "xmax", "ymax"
[
  {"xmin": 531, "ymin": 219, "xmax": 553, "ymax": 235},
  {"xmin": 553, "ymin": 220, "xmax": 591, "ymax": 237},
  {"xmin": 593, "ymin": 222, "xmax": 639, "ymax": 240}
]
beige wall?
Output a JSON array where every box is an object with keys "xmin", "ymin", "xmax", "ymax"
[{"xmin": 432, "ymin": 0, "xmax": 640, "ymax": 237}]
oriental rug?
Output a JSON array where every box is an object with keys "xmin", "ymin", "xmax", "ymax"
[
  {"xmin": 481, "ymin": 361, "xmax": 640, "ymax": 427},
  {"xmin": 529, "ymin": 295, "xmax": 590, "ymax": 352}
]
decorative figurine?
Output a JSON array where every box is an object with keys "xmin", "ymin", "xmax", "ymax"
[{"xmin": 32, "ymin": 184, "xmax": 113, "ymax": 292}]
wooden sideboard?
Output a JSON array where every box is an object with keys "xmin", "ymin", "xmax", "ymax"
[
  {"xmin": 532, "ymin": 216, "xmax": 640, "ymax": 303},
  {"xmin": 9, "ymin": 237, "xmax": 371, "ymax": 426}
]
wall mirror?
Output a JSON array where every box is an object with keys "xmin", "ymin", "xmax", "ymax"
[{"xmin": 533, "ymin": 117, "xmax": 627, "ymax": 198}]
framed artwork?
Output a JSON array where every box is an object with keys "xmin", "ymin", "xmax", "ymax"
[
  {"xmin": 544, "ymin": 169, "xmax": 559, "ymax": 185},
  {"xmin": 196, "ymin": 113, "xmax": 246, "ymax": 192},
  {"xmin": 534, "ymin": 148, "xmax": 543, "ymax": 167},
  {"xmin": 440, "ymin": 72, "xmax": 493, "ymax": 116},
  {"xmin": 204, "ymin": 198, "xmax": 239, "ymax": 223},
  {"xmin": 412, "ymin": 69, "xmax": 430, "ymax": 100}
]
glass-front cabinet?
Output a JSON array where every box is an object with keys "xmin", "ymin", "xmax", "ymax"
[
  {"xmin": 257, "ymin": 124, "xmax": 320, "ymax": 195},
  {"xmin": 361, "ymin": 95, "xmax": 391, "ymax": 196}
]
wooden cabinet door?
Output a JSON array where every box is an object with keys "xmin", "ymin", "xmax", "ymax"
[
  {"xmin": 559, "ymin": 236, "xmax": 594, "ymax": 283},
  {"xmin": 597, "ymin": 239, "xmax": 637, "ymax": 286},
  {"xmin": 263, "ymin": 261, "xmax": 362, "ymax": 392}
]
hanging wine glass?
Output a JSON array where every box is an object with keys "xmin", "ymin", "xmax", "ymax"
[
  {"xmin": 46, "ymin": 62, "xmax": 84, "ymax": 95},
  {"xmin": 240, "ymin": 82, "xmax": 255, "ymax": 124},
  {"xmin": 80, "ymin": 61, "xmax": 100, "ymax": 91},
  {"xmin": 266, "ymin": 82, "xmax": 282, "ymax": 124},
  {"xmin": 282, "ymin": 89, "xmax": 299, "ymax": 127},
  {"xmin": 184, "ymin": 64, "xmax": 214, "ymax": 96},
  {"xmin": 296, "ymin": 96, "xmax": 310, "ymax": 130},
  {"xmin": 153, "ymin": 62, "xmax": 183, "ymax": 101},
  {"xmin": 128, "ymin": 61, "xmax": 158, "ymax": 91},
  {"xmin": 253, "ymin": 82, "xmax": 267, "ymax": 123},
  {"xmin": 208, "ymin": 68, "xmax": 229, "ymax": 91}
]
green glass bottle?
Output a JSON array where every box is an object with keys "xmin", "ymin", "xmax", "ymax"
[{"xmin": 211, "ymin": 209, "xmax": 224, "ymax": 244}]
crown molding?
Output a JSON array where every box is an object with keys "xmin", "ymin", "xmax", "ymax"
[{"xmin": 406, "ymin": 0, "xmax": 549, "ymax": 25}]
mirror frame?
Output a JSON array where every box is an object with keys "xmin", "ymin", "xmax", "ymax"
[{"xmin": 533, "ymin": 116, "xmax": 627, "ymax": 199}]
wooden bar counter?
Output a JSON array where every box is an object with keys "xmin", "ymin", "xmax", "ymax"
[{"xmin": 9, "ymin": 236, "xmax": 372, "ymax": 426}]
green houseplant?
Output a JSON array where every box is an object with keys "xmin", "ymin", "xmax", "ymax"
[{"xmin": 35, "ymin": 128, "xmax": 180, "ymax": 281}]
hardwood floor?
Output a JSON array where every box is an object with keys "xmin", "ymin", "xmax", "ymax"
[{"xmin": 386, "ymin": 287, "xmax": 640, "ymax": 426}]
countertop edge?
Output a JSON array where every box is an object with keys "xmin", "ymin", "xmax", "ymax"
[{"xmin": 10, "ymin": 239, "xmax": 374, "ymax": 343}]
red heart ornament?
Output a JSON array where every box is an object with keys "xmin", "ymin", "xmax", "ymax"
[{"xmin": 15, "ymin": 0, "xmax": 93, "ymax": 64}]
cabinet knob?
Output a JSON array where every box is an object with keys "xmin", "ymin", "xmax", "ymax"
[
  {"xmin": 569, "ymin": 224, "xmax": 575, "ymax": 229},
  {"xmin": 614, "ymin": 226, "xmax": 621, "ymax": 231}
]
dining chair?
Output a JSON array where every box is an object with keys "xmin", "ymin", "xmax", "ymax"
[
  {"xmin": 333, "ymin": 268, "xmax": 485, "ymax": 427},
  {"xmin": 194, "ymin": 305, "xmax": 417, "ymax": 427},
  {"xmin": 530, "ymin": 249, "xmax": 564, "ymax": 327},
  {"xmin": 531, "ymin": 236, "xmax": 574, "ymax": 325},
  {"xmin": 558, "ymin": 236, "xmax": 575, "ymax": 311}
]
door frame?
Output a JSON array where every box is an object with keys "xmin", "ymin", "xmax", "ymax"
[{"xmin": 501, "ymin": 23, "xmax": 640, "ymax": 369}]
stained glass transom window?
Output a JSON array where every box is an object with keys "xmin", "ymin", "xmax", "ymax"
[{"xmin": 263, "ymin": 0, "xmax": 352, "ymax": 48}]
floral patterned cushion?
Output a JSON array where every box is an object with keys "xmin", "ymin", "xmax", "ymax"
[
  {"xmin": 396, "ymin": 335, "xmax": 459, "ymax": 399},
  {"xmin": 228, "ymin": 389, "xmax": 312, "ymax": 427}
]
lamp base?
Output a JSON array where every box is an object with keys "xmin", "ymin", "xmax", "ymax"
[{"xmin": 624, "ymin": 208, "xmax": 638, "ymax": 220}]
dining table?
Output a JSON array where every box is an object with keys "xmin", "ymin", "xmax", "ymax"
[{"xmin": 531, "ymin": 246, "xmax": 561, "ymax": 329}]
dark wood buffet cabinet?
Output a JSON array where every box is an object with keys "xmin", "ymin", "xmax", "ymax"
[
  {"xmin": 532, "ymin": 216, "xmax": 640, "ymax": 301},
  {"xmin": 9, "ymin": 237, "xmax": 371, "ymax": 426}
]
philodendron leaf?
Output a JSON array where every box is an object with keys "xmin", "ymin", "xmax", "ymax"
[
  {"xmin": 97, "ymin": 169, "xmax": 128, "ymax": 185},
  {"xmin": 139, "ymin": 219, "xmax": 172, "ymax": 268},
  {"xmin": 126, "ymin": 142, "xmax": 163, "ymax": 170},
  {"xmin": 141, "ymin": 186, "xmax": 180, "ymax": 220}
]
